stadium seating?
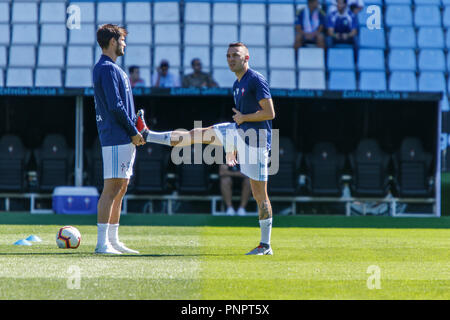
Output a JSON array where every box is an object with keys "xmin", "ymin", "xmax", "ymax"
[
  {"xmin": 359, "ymin": 71, "xmax": 387, "ymax": 91},
  {"xmin": 34, "ymin": 134, "xmax": 74, "ymax": 192},
  {"xmin": 0, "ymin": 135, "xmax": 30, "ymax": 192},
  {"xmin": 349, "ymin": 139, "xmax": 391, "ymax": 197},
  {"xmin": 392, "ymin": 137, "xmax": 433, "ymax": 197},
  {"xmin": 357, "ymin": 49, "xmax": 385, "ymax": 71},
  {"xmin": 268, "ymin": 137, "xmax": 300, "ymax": 195},
  {"xmin": 388, "ymin": 49, "xmax": 416, "ymax": 71},
  {"xmin": 389, "ymin": 71, "xmax": 417, "ymax": 91},
  {"xmin": 133, "ymin": 143, "xmax": 171, "ymax": 194},
  {"xmin": 35, "ymin": 68, "xmax": 62, "ymax": 87},
  {"xmin": 0, "ymin": 0, "xmax": 447, "ymax": 93},
  {"xmin": 328, "ymin": 71, "xmax": 356, "ymax": 90},
  {"xmin": 304, "ymin": 141, "xmax": 346, "ymax": 196},
  {"xmin": 176, "ymin": 148, "xmax": 211, "ymax": 194},
  {"xmin": 85, "ymin": 137, "xmax": 103, "ymax": 191}
]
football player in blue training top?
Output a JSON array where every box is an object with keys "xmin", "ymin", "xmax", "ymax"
[
  {"xmin": 136, "ymin": 42, "xmax": 276, "ymax": 255},
  {"xmin": 92, "ymin": 24, "xmax": 146, "ymax": 255}
]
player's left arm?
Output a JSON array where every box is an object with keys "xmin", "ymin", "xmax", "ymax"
[{"xmin": 232, "ymin": 98, "xmax": 275, "ymax": 125}]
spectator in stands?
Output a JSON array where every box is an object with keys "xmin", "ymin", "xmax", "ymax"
[
  {"xmin": 128, "ymin": 65, "xmax": 145, "ymax": 88},
  {"xmin": 326, "ymin": 0, "xmax": 358, "ymax": 48},
  {"xmin": 328, "ymin": 0, "xmax": 364, "ymax": 15},
  {"xmin": 219, "ymin": 164, "xmax": 251, "ymax": 216},
  {"xmin": 294, "ymin": 0, "xmax": 326, "ymax": 49},
  {"xmin": 152, "ymin": 59, "xmax": 180, "ymax": 88},
  {"xmin": 182, "ymin": 58, "xmax": 218, "ymax": 88}
]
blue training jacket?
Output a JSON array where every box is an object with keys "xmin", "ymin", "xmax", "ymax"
[{"xmin": 93, "ymin": 54, "xmax": 138, "ymax": 147}]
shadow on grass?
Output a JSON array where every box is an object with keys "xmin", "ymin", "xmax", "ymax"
[{"xmin": 1, "ymin": 212, "xmax": 449, "ymax": 228}]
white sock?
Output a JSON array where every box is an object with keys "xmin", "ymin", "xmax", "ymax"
[
  {"xmin": 108, "ymin": 223, "xmax": 119, "ymax": 245},
  {"xmin": 97, "ymin": 223, "xmax": 109, "ymax": 247},
  {"xmin": 146, "ymin": 130, "xmax": 172, "ymax": 146},
  {"xmin": 259, "ymin": 218, "xmax": 272, "ymax": 246}
]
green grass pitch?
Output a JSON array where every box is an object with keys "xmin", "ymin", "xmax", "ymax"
[{"xmin": 0, "ymin": 213, "xmax": 449, "ymax": 300}]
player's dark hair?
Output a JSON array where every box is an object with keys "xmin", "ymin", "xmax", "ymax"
[
  {"xmin": 97, "ymin": 24, "xmax": 128, "ymax": 50},
  {"xmin": 228, "ymin": 42, "xmax": 248, "ymax": 50},
  {"xmin": 129, "ymin": 65, "xmax": 139, "ymax": 74}
]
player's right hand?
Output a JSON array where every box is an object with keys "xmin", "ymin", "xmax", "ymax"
[
  {"xmin": 226, "ymin": 150, "xmax": 238, "ymax": 167},
  {"xmin": 131, "ymin": 133, "xmax": 145, "ymax": 146}
]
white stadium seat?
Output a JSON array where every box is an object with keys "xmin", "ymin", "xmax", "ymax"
[
  {"xmin": 240, "ymin": 25, "xmax": 266, "ymax": 46},
  {"xmin": 154, "ymin": 24, "xmax": 180, "ymax": 45},
  {"xmin": 70, "ymin": 2, "xmax": 95, "ymax": 23},
  {"xmin": 153, "ymin": 2, "xmax": 179, "ymax": 23},
  {"xmin": 269, "ymin": 26, "xmax": 295, "ymax": 47},
  {"xmin": 183, "ymin": 46, "xmax": 210, "ymax": 69},
  {"xmin": 12, "ymin": 2, "xmax": 38, "ymax": 23},
  {"xmin": 124, "ymin": 45, "xmax": 151, "ymax": 67},
  {"xmin": 40, "ymin": 2, "xmax": 66, "ymax": 23},
  {"xmin": 67, "ymin": 45, "xmax": 94, "ymax": 67},
  {"xmin": 125, "ymin": 2, "xmax": 151, "ymax": 23},
  {"xmin": 35, "ymin": 68, "xmax": 62, "ymax": 87},
  {"xmin": 7, "ymin": 67, "xmax": 33, "ymax": 87},
  {"xmin": 69, "ymin": 23, "xmax": 96, "ymax": 45},
  {"xmin": 126, "ymin": 24, "xmax": 152, "ymax": 45},
  {"xmin": 40, "ymin": 24, "xmax": 67, "ymax": 45},
  {"xmin": 212, "ymin": 3, "xmax": 238, "ymax": 24},
  {"xmin": 298, "ymin": 48, "xmax": 325, "ymax": 70},
  {"xmin": 185, "ymin": 2, "xmax": 210, "ymax": 23},
  {"xmin": 248, "ymin": 47, "xmax": 267, "ymax": 69},
  {"xmin": 213, "ymin": 68, "xmax": 236, "ymax": 87},
  {"xmin": 0, "ymin": 45, "xmax": 6, "ymax": 67},
  {"xmin": 37, "ymin": 45, "xmax": 65, "ymax": 68},
  {"xmin": 9, "ymin": 45, "xmax": 35, "ymax": 67},
  {"xmin": 37, "ymin": 45, "xmax": 64, "ymax": 68},
  {"xmin": 12, "ymin": 24, "xmax": 38, "ymax": 44},
  {"xmin": 212, "ymin": 46, "xmax": 229, "ymax": 68},
  {"xmin": 299, "ymin": 70, "xmax": 326, "ymax": 89},
  {"xmin": 0, "ymin": 3, "xmax": 9, "ymax": 23},
  {"xmin": 240, "ymin": 3, "xmax": 266, "ymax": 24},
  {"xmin": 97, "ymin": 2, "xmax": 123, "ymax": 25},
  {"xmin": 268, "ymin": 4, "xmax": 295, "ymax": 25},
  {"xmin": 212, "ymin": 25, "xmax": 238, "ymax": 46},
  {"xmin": 0, "ymin": 24, "xmax": 9, "ymax": 45},
  {"xmin": 270, "ymin": 70, "xmax": 296, "ymax": 89},
  {"xmin": 184, "ymin": 24, "xmax": 210, "ymax": 46},
  {"xmin": 154, "ymin": 45, "xmax": 181, "ymax": 67},
  {"xmin": 65, "ymin": 68, "xmax": 92, "ymax": 87},
  {"xmin": 269, "ymin": 48, "xmax": 295, "ymax": 69}
]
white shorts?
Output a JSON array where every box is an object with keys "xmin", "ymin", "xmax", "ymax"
[
  {"xmin": 102, "ymin": 143, "xmax": 136, "ymax": 180},
  {"xmin": 213, "ymin": 122, "xmax": 269, "ymax": 181}
]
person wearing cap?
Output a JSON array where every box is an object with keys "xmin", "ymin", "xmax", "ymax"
[{"xmin": 152, "ymin": 59, "xmax": 181, "ymax": 88}]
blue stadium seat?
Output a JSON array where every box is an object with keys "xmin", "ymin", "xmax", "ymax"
[
  {"xmin": 446, "ymin": 28, "xmax": 450, "ymax": 49},
  {"xmin": 415, "ymin": 0, "xmax": 441, "ymax": 4},
  {"xmin": 385, "ymin": 5, "xmax": 413, "ymax": 27},
  {"xmin": 384, "ymin": 0, "xmax": 412, "ymax": 3},
  {"xmin": 388, "ymin": 49, "xmax": 416, "ymax": 71},
  {"xmin": 358, "ymin": 6, "xmax": 383, "ymax": 28},
  {"xmin": 418, "ymin": 49, "xmax": 446, "ymax": 72},
  {"xmin": 418, "ymin": 72, "xmax": 446, "ymax": 92},
  {"xmin": 414, "ymin": 5, "xmax": 441, "ymax": 27},
  {"xmin": 444, "ymin": 6, "xmax": 450, "ymax": 28},
  {"xmin": 327, "ymin": 48, "xmax": 355, "ymax": 70},
  {"xmin": 357, "ymin": 49, "xmax": 385, "ymax": 71},
  {"xmin": 359, "ymin": 27, "xmax": 386, "ymax": 48},
  {"xmin": 389, "ymin": 27, "xmax": 416, "ymax": 48},
  {"xmin": 418, "ymin": 27, "xmax": 444, "ymax": 48},
  {"xmin": 328, "ymin": 71, "xmax": 356, "ymax": 90},
  {"xmin": 389, "ymin": 71, "xmax": 417, "ymax": 91},
  {"xmin": 0, "ymin": 46, "xmax": 6, "ymax": 68},
  {"xmin": 359, "ymin": 71, "xmax": 387, "ymax": 91}
]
